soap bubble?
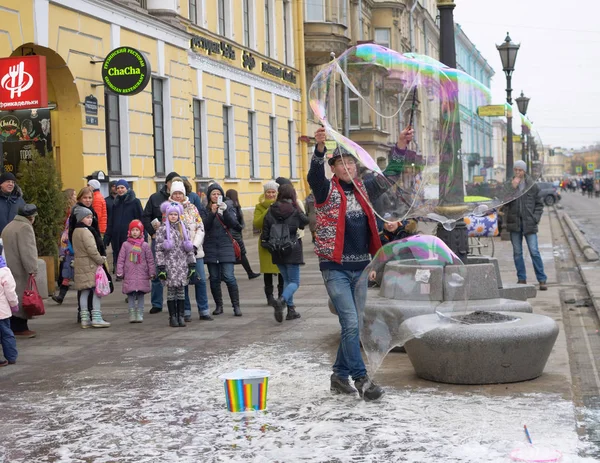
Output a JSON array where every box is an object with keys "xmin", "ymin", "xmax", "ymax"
[
  {"xmin": 309, "ymin": 44, "xmax": 544, "ymax": 225},
  {"xmin": 355, "ymin": 235, "xmax": 470, "ymax": 373}
]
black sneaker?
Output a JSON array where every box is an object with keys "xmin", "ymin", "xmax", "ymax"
[
  {"xmin": 149, "ymin": 307, "xmax": 162, "ymax": 314},
  {"xmin": 273, "ymin": 297, "xmax": 285, "ymax": 323},
  {"xmin": 199, "ymin": 314, "xmax": 214, "ymax": 321},
  {"xmin": 354, "ymin": 376, "xmax": 385, "ymax": 401},
  {"xmin": 330, "ymin": 374, "xmax": 358, "ymax": 395}
]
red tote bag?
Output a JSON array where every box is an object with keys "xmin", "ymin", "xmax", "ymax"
[{"xmin": 22, "ymin": 275, "xmax": 45, "ymax": 317}]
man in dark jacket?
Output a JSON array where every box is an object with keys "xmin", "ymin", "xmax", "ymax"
[
  {"xmin": 0, "ymin": 173, "xmax": 25, "ymax": 235},
  {"xmin": 105, "ymin": 181, "xmax": 117, "ymax": 222},
  {"xmin": 504, "ymin": 160, "xmax": 547, "ymax": 290},
  {"xmin": 142, "ymin": 171, "xmax": 179, "ymax": 313}
]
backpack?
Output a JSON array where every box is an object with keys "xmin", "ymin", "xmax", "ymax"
[{"xmin": 267, "ymin": 222, "xmax": 295, "ymax": 258}]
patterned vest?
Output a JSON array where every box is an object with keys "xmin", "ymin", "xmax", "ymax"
[{"xmin": 314, "ymin": 176, "xmax": 381, "ymax": 264}]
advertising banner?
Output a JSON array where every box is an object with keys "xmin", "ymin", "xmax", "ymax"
[{"xmin": 0, "ymin": 56, "xmax": 48, "ymax": 110}]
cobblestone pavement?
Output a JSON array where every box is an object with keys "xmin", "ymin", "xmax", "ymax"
[{"xmin": 0, "ymin": 216, "xmax": 598, "ymax": 462}]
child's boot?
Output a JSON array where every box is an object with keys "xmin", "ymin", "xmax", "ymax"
[
  {"xmin": 52, "ymin": 284, "xmax": 69, "ymax": 304},
  {"xmin": 167, "ymin": 300, "xmax": 178, "ymax": 327},
  {"xmin": 80, "ymin": 308, "xmax": 91, "ymax": 329},
  {"xmin": 177, "ymin": 299, "xmax": 186, "ymax": 327},
  {"xmin": 91, "ymin": 309, "xmax": 111, "ymax": 328},
  {"xmin": 128, "ymin": 307, "xmax": 136, "ymax": 323},
  {"xmin": 136, "ymin": 307, "xmax": 144, "ymax": 323}
]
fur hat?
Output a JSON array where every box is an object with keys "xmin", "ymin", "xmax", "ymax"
[
  {"xmin": 75, "ymin": 207, "xmax": 93, "ymax": 223},
  {"xmin": 275, "ymin": 177, "xmax": 292, "ymax": 186},
  {"xmin": 88, "ymin": 179, "xmax": 101, "ymax": 191},
  {"xmin": 169, "ymin": 181, "xmax": 186, "ymax": 198},
  {"xmin": 159, "ymin": 202, "xmax": 194, "ymax": 252},
  {"xmin": 128, "ymin": 219, "xmax": 144, "ymax": 236},
  {"xmin": 263, "ymin": 180, "xmax": 279, "ymax": 193}
]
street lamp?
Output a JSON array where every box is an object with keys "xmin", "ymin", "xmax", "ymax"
[
  {"xmin": 496, "ymin": 32, "xmax": 520, "ymax": 180},
  {"xmin": 515, "ymin": 90, "xmax": 530, "ymax": 172}
]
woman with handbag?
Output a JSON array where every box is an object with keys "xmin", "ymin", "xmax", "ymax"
[
  {"xmin": 203, "ymin": 183, "xmax": 242, "ymax": 317},
  {"xmin": 225, "ymin": 189, "xmax": 260, "ymax": 280},
  {"xmin": 72, "ymin": 207, "xmax": 110, "ymax": 329},
  {"xmin": 1, "ymin": 204, "xmax": 39, "ymax": 338}
]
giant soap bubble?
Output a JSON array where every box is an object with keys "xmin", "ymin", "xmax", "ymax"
[
  {"xmin": 355, "ymin": 235, "xmax": 470, "ymax": 373},
  {"xmin": 309, "ymin": 44, "xmax": 544, "ymax": 226}
]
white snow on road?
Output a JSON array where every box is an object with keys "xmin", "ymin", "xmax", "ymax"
[{"xmin": 0, "ymin": 344, "xmax": 597, "ymax": 462}]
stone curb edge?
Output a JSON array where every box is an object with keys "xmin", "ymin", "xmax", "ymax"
[
  {"xmin": 557, "ymin": 209, "xmax": 600, "ymax": 262},
  {"xmin": 554, "ymin": 206, "xmax": 600, "ymax": 320}
]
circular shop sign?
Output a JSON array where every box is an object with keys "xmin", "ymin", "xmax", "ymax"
[{"xmin": 102, "ymin": 47, "xmax": 151, "ymax": 96}]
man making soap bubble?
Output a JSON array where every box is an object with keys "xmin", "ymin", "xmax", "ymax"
[{"xmin": 308, "ymin": 125, "xmax": 414, "ymax": 401}]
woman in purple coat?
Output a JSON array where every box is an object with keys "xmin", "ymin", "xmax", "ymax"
[{"xmin": 116, "ymin": 220, "xmax": 155, "ymax": 323}]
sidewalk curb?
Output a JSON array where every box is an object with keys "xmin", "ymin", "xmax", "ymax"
[
  {"xmin": 558, "ymin": 209, "xmax": 599, "ymax": 262},
  {"xmin": 555, "ymin": 206, "xmax": 600, "ymax": 319}
]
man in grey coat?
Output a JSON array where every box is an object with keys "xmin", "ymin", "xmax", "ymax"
[{"xmin": 504, "ymin": 160, "xmax": 548, "ymax": 290}]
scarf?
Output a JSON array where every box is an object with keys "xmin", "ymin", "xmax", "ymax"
[{"xmin": 127, "ymin": 236, "xmax": 144, "ymax": 264}]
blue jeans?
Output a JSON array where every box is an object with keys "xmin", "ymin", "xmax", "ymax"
[
  {"xmin": 277, "ymin": 264, "xmax": 300, "ymax": 307},
  {"xmin": 0, "ymin": 318, "xmax": 17, "ymax": 363},
  {"xmin": 322, "ymin": 269, "xmax": 367, "ymax": 380},
  {"xmin": 150, "ymin": 239, "xmax": 163, "ymax": 310},
  {"xmin": 184, "ymin": 258, "xmax": 210, "ymax": 316},
  {"xmin": 510, "ymin": 231, "xmax": 547, "ymax": 283}
]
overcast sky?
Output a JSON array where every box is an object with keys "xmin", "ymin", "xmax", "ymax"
[{"xmin": 453, "ymin": 0, "xmax": 599, "ymax": 149}]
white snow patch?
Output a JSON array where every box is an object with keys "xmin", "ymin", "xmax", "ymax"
[{"xmin": 0, "ymin": 344, "xmax": 596, "ymax": 462}]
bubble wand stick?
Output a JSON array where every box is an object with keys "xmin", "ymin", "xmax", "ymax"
[
  {"xmin": 523, "ymin": 425, "xmax": 533, "ymax": 444},
  {"xmin": 408, "ymin": 86, "xmax": 418, "ymax": 130}
]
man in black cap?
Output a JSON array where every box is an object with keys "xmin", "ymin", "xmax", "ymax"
[
  {"xmin": 142, "ymin": 171, "xmax": 180, "ymax": 313},
  {"xmin": 0, "ymin": 172, "xmax": 25, "ymax": 235}
]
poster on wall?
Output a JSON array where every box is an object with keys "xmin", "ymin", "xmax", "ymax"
[
  {"xmin": 0, "ymin": 108, "xmax": 52, "ymax": 154},
  {"xmin": 0, "ymin": 139, "xmax": 47, "ymax": 176}
]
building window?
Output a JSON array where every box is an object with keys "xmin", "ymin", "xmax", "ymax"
[
  {"xmin": 193, "ymin": 99, "xmax": 205, "ymax": 177},
  {"xmin": 269, "ymin": 116, "xmax": 276, "ymax": 178},
  {"xmin": 105, "ymin": 92, "xmax": 121, "ymax": 174},
  {"xmin": 349, "ymin": 90, "xmax": 359, "ymax": 128},
  {"xmin": 152, "ymin": 78, "xmax": 165, "ymax": 176},
  {"xmin": 248, "ymin": 111, "xmax": 257, "ymax": 178},
  {"xmin": 375, "ymin": 28, "xmax": 391, "ymax": 48},
  {"xmin": 305, "ymin": 0, "xmax": 324, "ymax": 21},
  {"xmin": 189, "ymin": 0, "xmax": 197, "ymax": 24},
  {"xmin": 264, "ymin": 0, "xmax": 271, "ymax": 57},
  {"xmin": 287, "ymin": 120, "xmax": 296, "ymax": 178},
  {"xmin": 218, "ymin": 0, "xmax": 226, "ymax": 35},
  {"xmin": 283, "ymin": 0, "xmax": 290, "ymax": 65},
  {"xmin": 223, "ymin": 106, "xmax": 232, "ymax": 178},
  {"xmin": 243, "ymin": 0, "xmax": 251, "ymax": 47},
  {"xmin": 338, "ymin": 0, "xmax": 347, "ymax": 25}
]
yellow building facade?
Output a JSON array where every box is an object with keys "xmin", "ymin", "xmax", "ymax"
[{"xmin": 0, "ymin": 0, "xmax": 307, "ymax": 207}]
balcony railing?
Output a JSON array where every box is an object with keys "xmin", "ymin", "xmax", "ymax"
[{"xmin": 137, "ymin": 0, "xmax": 147, "ymax": 8}]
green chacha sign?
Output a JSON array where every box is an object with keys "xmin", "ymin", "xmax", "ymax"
[{"xmin": 102, "ymin": 47, "xmax": 151, "ymax": 96}]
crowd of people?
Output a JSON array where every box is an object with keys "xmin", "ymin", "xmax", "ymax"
[{"xmin": 560, "ymin": 177, "xmax": 600, "ymax": 198}]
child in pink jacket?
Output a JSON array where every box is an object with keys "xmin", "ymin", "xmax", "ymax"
[
  {"xmin": 116, "ymin": 220, "xmax": 155, "ymax": 323},
  {"xmin": 0, "ymin": 243, "xmax": 18, "ymax": 367}
]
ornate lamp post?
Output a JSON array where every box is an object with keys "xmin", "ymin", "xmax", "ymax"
[
  {"xmin": 496, "ymin": 33, "xmax": 520, "ymax": 180},
  {"xmin": 515, "ymin": 90, "xmax": 530, "ymax": 171}
]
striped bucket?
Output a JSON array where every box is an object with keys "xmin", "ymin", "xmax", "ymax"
[{"xmin": 219, "ymin": 369, "xmax": 270, "ymax": 412}]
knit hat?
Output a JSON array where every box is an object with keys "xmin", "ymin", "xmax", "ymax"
[
  {"xmin": 0, "ymin": 172, "xmax": 16, "ymax": 185},
  {"xmin": 275, "ymin": 177, "xmax": 292, "ymax": 186},
  {"xmin": 513, "ymin": 160, "xmax": 527, "ymax": 172},
  {"xmin": 328, "ymin": 145, "xmax": 352, "ymax": 166},
  {"xmin": 18, "ymin": 204, "xmax": 38, "ymax": 217},
  {"xmin": 165, "ymin": 172, "xmax": 180, "ymax": 184},
  {"xmin": 75, "ymin": 207, "xmax": 93, "ymax": 222},
  {"xmin": 128, "ymin": 219, "xmax": 144, "ymax": 236},
  {"xmin": 116, "ymin": 179, "xmax": 129, "ymax": 189},
  {"xmin": 263, "ymin": 180, "xmax": 279, "ymax": 192},
  {"xmin": 159, "ymin": 202, "xmax": 194, "ymax": 252},
  {"xmin": 88, "ymin": 179, "xmax": 101, "ymax": 191},
  {"xmin": 169, "ymin": 180, "xmax": 186, "ymax": 198}
]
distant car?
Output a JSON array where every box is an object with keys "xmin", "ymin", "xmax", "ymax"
[{"xmin": 537, "ymin": 182, "xmax": 561, "ymax": 206}]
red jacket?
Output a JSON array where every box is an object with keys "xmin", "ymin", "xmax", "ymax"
[{"xmin": 92, "ymin": 190, "xmax": 107, "ymax": 234}]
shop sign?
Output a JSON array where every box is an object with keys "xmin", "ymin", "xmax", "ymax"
[
  {"xmin": 84, "ymin": 95, "xmax": 98, "ymax": 115},
  {"xmin": 191, "ymin": 36, "xmax": 235, "ymax": 60},
  {"xmin": 261, "ymin": 62, "xmax": 296, "ymax": 84},
  {"xmin": 477, "ymin": 105, "xmax": 505, "ymax": 117},
  {"xmin": 242, "ymin": 51, "xmax": 256, "ymax": 71},
  {"xmin": 102, "ymin": 47, "xmax": 151, "ymax": 96},
  {"xmin": 1, "ymin": 140, "xmax": 46, "ymax": 175},
  {"xmin": 0, "ymin": 108, "xmax": 52, "ymax": 153},
  {"xmin": 0, "ymin": 56, "xmax": 48, "ymax": 110}
]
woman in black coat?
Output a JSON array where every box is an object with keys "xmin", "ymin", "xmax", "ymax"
[
  {"xmin": 204, "ymin": 183, "xmax": 242, "ymax": 316},
  {"xmin": 261, "ymin": 184, "xmax": 309, "ymax": 323},
  {"xmin": 225, "ymin": 189, "xmax": 260, "ymax": 280},
  {"xmin": 104, "ymin": 179, "xmax": 144, "ymax": 270}
]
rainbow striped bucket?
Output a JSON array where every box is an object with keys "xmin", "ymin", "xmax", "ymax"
[{"xmin": 219, "ymin": 369, "xmax": 270, "ymax": 413}]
